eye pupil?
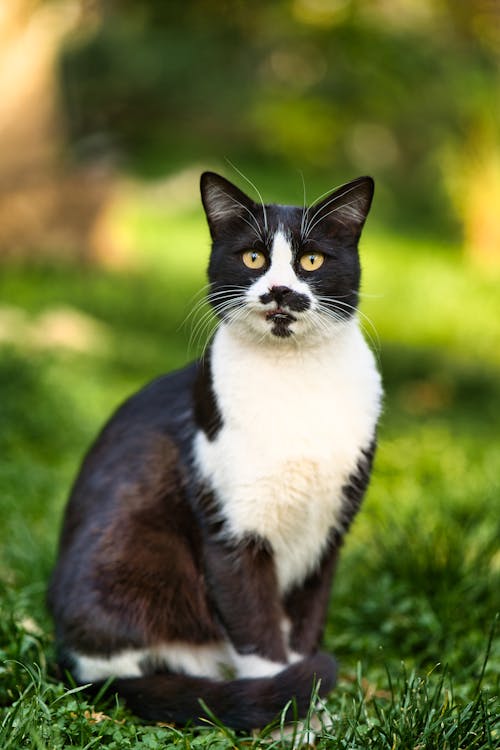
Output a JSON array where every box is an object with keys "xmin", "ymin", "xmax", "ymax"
[
  {"xmin": 299, "ymin": 251, "xmax": 324, "ymax": 272},
  {"xmin": 242, "ymin": 250, "xmax": 266, "ymax": 269}
]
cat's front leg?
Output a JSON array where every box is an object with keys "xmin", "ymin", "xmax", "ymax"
[
  {"xmin": 283, "ymin": 537, "xmax": 339, "ymax": 658},
  {"xmin": 203, "ymin": 533, "xmax": 289, "ymax": 678}
]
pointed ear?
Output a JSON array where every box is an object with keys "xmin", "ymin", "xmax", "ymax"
[
  {"xmin": 200, "ymin": 172, "xmax": 257, "ymax": 239},
  {"xmin": 310, "ymin": 176, "xmax": 374, "ymax": 236}
]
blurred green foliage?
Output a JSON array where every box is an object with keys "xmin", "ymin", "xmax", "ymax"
[{"xmin": 61, "ymin": 0, "xmax": 499, "ymax": 235}]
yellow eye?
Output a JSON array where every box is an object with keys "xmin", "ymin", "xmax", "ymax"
[
  {"xmin": 242, "ymin": 250, "xmax": 266, "ymax": 269},
  {"xmin": 299, "ymin": 252, "xmax": 325, "ymax": 272}
]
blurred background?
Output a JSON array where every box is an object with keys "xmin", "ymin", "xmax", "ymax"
[
  {"xmin": 0, "ymin": 0, "xmax": 499, "ymax": 728},
  {"xmin": 1, "ymin": 0, "xmax": 499, "ymax": 262}
]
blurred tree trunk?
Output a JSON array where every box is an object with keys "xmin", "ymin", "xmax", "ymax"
[
  {"xmin": 0, "ymin": 0, "xmax": 116, "ymax": 263},
  {"xmin": 445, "ymin": 120, "xmax": 500, "ymax": 273},
  {"xmin": 464, "ymin": 141, "xmax": 500, "ymax": 271},
  {"xmin": 441, "ymin": 0, "xmax": 500, "ymax": 270}
]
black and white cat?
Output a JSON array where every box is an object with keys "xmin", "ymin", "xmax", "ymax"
[{"xmin": 48, "ymin": 172, "xmax": 382, "ymax": 731}]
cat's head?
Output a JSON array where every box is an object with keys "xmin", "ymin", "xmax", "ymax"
[{"xmin": 200, "ymin": 171, "xmax": 374, "ymax": 345}]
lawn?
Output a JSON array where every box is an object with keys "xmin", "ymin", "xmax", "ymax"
[{"xmin": 0, "ymin": 192, "xmax": 498, "ymax": 748}]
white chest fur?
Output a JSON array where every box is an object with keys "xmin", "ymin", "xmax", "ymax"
[{"xmin": 194, "ymin": 320, "xmax": 382, "ymax": 593}]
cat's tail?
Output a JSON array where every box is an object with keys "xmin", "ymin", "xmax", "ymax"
[{"xmin": 100, "ymin": 652, "xmax": 336, "ymax": 731}]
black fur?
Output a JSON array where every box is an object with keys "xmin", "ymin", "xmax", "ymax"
[
  {"xmin": 339, "ymin": 439, "xmax": 377, "ymax": 533},
  {"xmin": 285, "ymin": 533, "xmax": 340, "ymax": 656},
  {"xmin": 193, "ymin": 348, "xmax": 223, "ymax": 441}
]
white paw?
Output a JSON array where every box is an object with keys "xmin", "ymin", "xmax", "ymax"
[{"xmin": 265, "ymin": 699, "xmax": 336, "ymax": 747}]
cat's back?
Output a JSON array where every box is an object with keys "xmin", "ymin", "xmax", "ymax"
[
  {"xmin": 54, "ymin": 362, "xmax": 199, "ymax": 552},
  {"xmin": 98, "ymin": 361, "xmax": 198, "ymax": 445},
  {"xmin": 78, "ymin": 361, "xmax": 197, "ymax": 473}
]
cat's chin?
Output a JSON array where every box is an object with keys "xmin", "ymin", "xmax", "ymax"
[
  {"xmin": 224, "ymin": 311, "xmax": 346, "ymax": 347},
  {"xmin": 265, "ymin": 309, "xmax": 296, "ymax": 339}
]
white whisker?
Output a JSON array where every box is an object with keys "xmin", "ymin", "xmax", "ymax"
[
  {"xmin": 218, "ymin": 190, "xmax": 264, "ymax": 241},
  {"xmin": 225, "ymin": 160, "xmax": 269, "ymax": 234},
  {"xmin": 299, "ymin": 170, "xmax": 309, "ymax": 240},
  {"xmin": 303, "ymin": 184, "xmax": 364, "ymax": 238},
  {"xmin": 184, "ymin": 284, "xmax": 249, "ymax": 355},
  {"xmin": 305, "ymin": 197, "xmax": 363, "ymax": 236},
  {"xmin": 316, "ymin": 296, "xmax": 381, "ymax": 358}
]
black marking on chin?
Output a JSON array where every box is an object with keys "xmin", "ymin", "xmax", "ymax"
[
  {"xmin": 271, "ymin": 319, "xmax": 294, "ymax": 337},
  {"xmin": 264, "ymin": 306, "xmax": 297, "ymax": 337}
]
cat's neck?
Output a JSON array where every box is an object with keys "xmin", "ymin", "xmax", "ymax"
[{"xmin": 212, "ymin": 317, "xmax": 361, "ymax": 362}]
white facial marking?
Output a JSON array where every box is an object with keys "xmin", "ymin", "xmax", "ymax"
[
  {"xmin": 264, "ymin": 230, "xmax": 297, "ymax": 290},
  {"xmin": 249, "ymin": 229, "xmax": 311, "ymax": 302}
]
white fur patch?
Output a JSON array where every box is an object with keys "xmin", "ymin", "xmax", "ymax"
[
  {"xmin": 72, "ymin": 641, "xmax": 235, "ymax": 682},
  {"xmin": 75, "ymin": 650, "xmax": 143, "ymax": 682},
  {"xmin": 249, "ymin": 229, "xmax": 309, "ymax": 298},
  {"xmin": 230, "ymin": 651, "xmax": 287, "ymax": 678},
  {"xmin": 195, "ymin": 317, "xmax": 382, "ymax": 593},
  {"xmin": 72, "ymin": 640, "xmax": 292, "ymax": 683}
]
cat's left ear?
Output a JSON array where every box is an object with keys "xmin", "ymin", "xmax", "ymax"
[
  {"xmin": 310, "ymin": 176, "xmax": 374, "ymax": 238},
  {"xmin": 200, "ymin": 172, "xmax": 257, "ymax": 240}
]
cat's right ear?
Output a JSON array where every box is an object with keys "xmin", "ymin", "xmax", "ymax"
[{"xmin": 200, "ymin": 172, "xmax": 256, "ymax": 239}]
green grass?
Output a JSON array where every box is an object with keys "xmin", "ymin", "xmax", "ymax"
[{"xmin": 0, "ymin": 201, "xmax": 498, "ymax": 748}]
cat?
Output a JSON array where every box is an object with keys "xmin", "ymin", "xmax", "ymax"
[{"xmin": 48, "ymin": 171, "xmax": 383, "ymax": 731}]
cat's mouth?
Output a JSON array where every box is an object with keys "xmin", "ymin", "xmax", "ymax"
[
  {"xmin": 264, "ymin": 307, "xmax": 297, "ymax": 337},
  {"xmin": 265, "ymin": 308, "xmax": 297, "ymax": 324}
]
